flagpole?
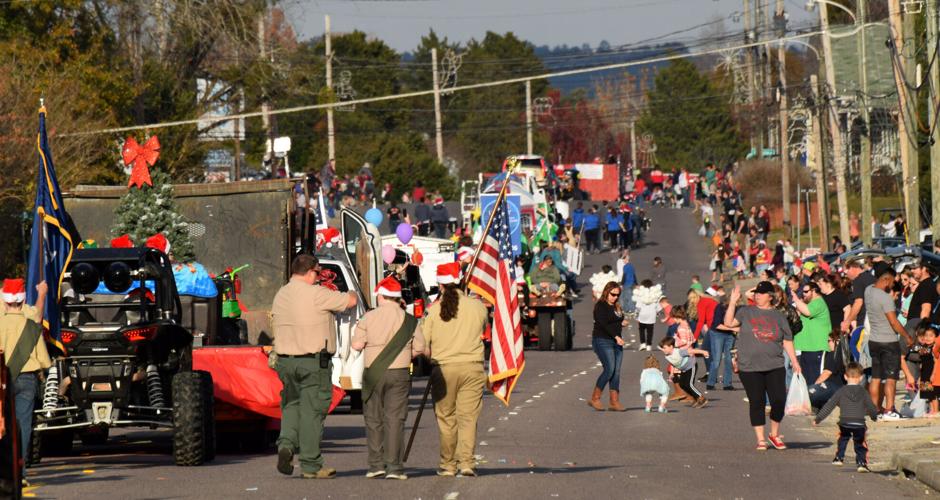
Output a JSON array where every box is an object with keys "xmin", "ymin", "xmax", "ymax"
[{"xmin": 463, "ymin": 157, "xmax": 518, "ymax": 291}]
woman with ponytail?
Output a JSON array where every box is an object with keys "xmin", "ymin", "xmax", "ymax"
[{"xmin": 423, "ymin": 262, "xmax": 489, "ymax": 477}]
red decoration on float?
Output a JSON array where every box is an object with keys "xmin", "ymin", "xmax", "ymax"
[{"xmin": 122, "ymin": 136, "xmax": 161, "ymax": 188}]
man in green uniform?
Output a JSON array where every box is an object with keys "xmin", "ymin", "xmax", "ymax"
[{"xmin": 272, "ymin": 255, "xmax": 357, "ymax": 479}]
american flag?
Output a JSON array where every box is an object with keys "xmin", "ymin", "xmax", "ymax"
[{"xmin": 468, "ymin": 196, "xmax": 524, "ymax": 405}]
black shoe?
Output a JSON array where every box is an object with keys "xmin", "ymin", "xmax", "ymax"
[
  {"xmin": 706, "ymin": 385, "xmax": 716, "ymax": 391},
  {"xmin": 832, "ymin": 457, "xmax": 844, "ymax": 466},
  {"xmin": 698, "ymin": 375, "xmax": 708, "ymax": 382},
  {"xmin": 723, "ymin": 386, "xmax": 735, "ymax": 391},
  {"xmin": 277, "ymin": 447, "xmax": 294, "ymax": 475}
]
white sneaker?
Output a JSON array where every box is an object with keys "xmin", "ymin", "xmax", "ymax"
[
  {"xmin": 386, "ymin": 472, "xmax": 408, "ymax": 480},
  {"xmin": 365, "ymin": 470, "xmax": 386, "ymax": 478},
  {"xmin": 880, "ymin": 410, "xmax": 902, "ymax": 421},
  {"xmin": 645, "ymin": 345, "xmax": 652, "ymax": 351},
  {"xmin": 639, "ymin": 343, "xmax": 647, "ymax": 351}
]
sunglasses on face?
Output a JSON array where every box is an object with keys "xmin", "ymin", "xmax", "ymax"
[
  {"xmin": 610, "ymin": 292, "xmax": 621, "ymax": 297},
  {"xmin": 802, "ymin": 288, "xmax": 811, "ymax": 294}
]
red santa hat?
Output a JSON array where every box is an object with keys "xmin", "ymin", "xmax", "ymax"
[
  {"xmin": 436, "ymin": 262, "xmax": 461, "ymax": 285},
  {"xmin": 145, "ymin": 233, "xmax": 171, "ymax": 255},
  {"xmin": 375, "ymin": 276, "xmax": 402, "ymax": 298},
  {"xmin": 456, "ymin": 245, "xmax": 474, "ymax": 263},
  {"xmin": 316, "ymin": 227, "xmax": 341, "ymax": 250},
  {"xmin": 433, "ymin": 196, "xmax": 444, "ymax": 205},
  {"xmin": 111, "ymin": 234, "xmax": 134, "ymax": 248},
  {"xmin": 2, "ymin": 279, "xmax": 26, "ymax": 303}
]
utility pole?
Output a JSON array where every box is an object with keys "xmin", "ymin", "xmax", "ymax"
[
  {"xmin": 776, "ymin": 0, "xmax": 790, "ymax": 232},
  {"xmin": 929, "ymin": 0, "xmax": 940, "ymax": 241},
  {"xmin": 858, "ymin": 0, "xmax": 873, "ymax": 246},
  {"xmin": 903, "ymin": 2, "xmax": 921, "ymax": 237},
  {"xmin": 818, "ymin": 1, "xmax": 850, "ymax": 245},
  {"xmin": 811, "ymin": 74, "xmax": 830, "ymax": 245},
  {"xmin": 630, "ymin": 121, "xmax": 637, "ymax": 169},
  {"xmin": 325, "ymin": 14, "xmax": 336, "ymax": 162},
  {"xmin": 431, "ymin": 48, "xmax": 444, "ymax": 164},
  {"xmin": 756, "ymin": 0, "xmax": 766, "ymax": 158},
  {"xmin": 744, "ymin": 0, "xmax": 757, "ymax": 154},
  {"xmin": 525, "ymin": 80, "xmax": 533, "ymax": 155},
  {"xmin": 889, "ymin": 0, "xmax": 917, "ymax": 239},
  {"xmin": 258, "ymin": 10, "xmax": 271, "ymax": 162}
]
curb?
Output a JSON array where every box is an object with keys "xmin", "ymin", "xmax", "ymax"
[{"xmin": 893, "ymin": 451, "xmax": 940, "ymax": 491}]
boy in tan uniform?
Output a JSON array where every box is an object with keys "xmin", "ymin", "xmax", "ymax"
[
  {"xmin": 351, "ymin": 276, "xmax": 425, "ymax": 480},
  {"xmin": 423, "ymin": 263, "xmax": 488, "ymax": 477},
  {"xmin": 0, "ymin": 279, "xmax": 51, "ymax": 483}
]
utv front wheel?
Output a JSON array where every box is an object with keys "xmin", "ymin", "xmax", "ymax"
[{"xmin": 172, "ymin": 371, "xmax": 215, "ymax": 466}]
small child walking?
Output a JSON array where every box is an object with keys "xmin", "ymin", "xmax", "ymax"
[
  {"xmin": 640, "ymin": 355, "xmax": 670, "ymax": 413},
  {"xmin": 814, "ymin": 362, "xmax": 879, "ymax": 473},
  {"xmin": 658, "ymin": 337, "xmax": 710, "ymax": 408},
  {"xmin": 634, "ymin": 279, "xmax": 663, "ymax": 351}
]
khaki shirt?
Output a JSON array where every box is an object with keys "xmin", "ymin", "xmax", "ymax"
[
  {"xmin": 424, "ymin": 291, "xmax": 487, "ymax": 365},
  {"xmin": 0, "ymin": 302, "xmax": 40, "ymax": 323},
  {"xmin": 352, "ymin": 301, "xmax": 426, "ymax": 369},
  {"xmin": 0, "ymin": 309, "xmax": 52, "ymax": 373},
  {"xmin": 271, "ymin": 277, "xmax": 351, "ymax": 355}
]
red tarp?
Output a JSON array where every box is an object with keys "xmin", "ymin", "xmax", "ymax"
[{"xmin": 193, "ymin": 347, "xmax": 344, "ymax": 419}]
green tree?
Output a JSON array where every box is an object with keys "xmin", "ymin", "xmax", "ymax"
[
  {"xmin": 112, "ymin": 169, "xmax": 195, "ymax": 262},
  {"xmin": 447, "ymin": 32, "xmax": 550, "ymax": 176},
  {"xmin": 638, "ymin": 59, "xmax": 746, "ymax": 170}
]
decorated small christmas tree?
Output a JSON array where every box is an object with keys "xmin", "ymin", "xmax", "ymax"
[{"xmin": 111, "ymin": 136, "xmax": 195, "ymax": 262}]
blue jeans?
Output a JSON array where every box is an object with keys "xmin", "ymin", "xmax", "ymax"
[
  {"xmin": 666, "ymin": 323, "xmax": 678, "ymax": 338},
  {"xmin": 808, "ymin": 380, "xmax": 843, "ymax": 409},
  {"xmin": 15, "ymin": 373, "xmax": 38, "ymax": 465},
  {"xmin": 708, "ymin": 330, "xmax": 735, "ymax": 387},
  {"xmin": 620, "ymin": 287, "xmax": 635, "ymax": 314},
  {"xmin": 593, "ymin": 336, "xmax": 623, "ymax": 392},
  {"xmin": 698, "ymin": 329, "xmax": 712, "ymax": 376}
]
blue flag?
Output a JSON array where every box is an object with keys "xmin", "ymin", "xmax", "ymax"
[{"xmin": 26, "ymin": 107, "xmax": 78, "ymax": 348}]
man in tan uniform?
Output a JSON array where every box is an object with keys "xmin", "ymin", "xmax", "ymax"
[
  {"xmin": 423, "ymin": 262, "xmax": 488, "ymax": 477},
  {"xmin": 0, "ymin": 279, "xmax": 51, "ymax": 482},
  {"xmin": 351, "ymin": 276, "xmax": 425, "ymax": 480},
  {"xmin": 272, "ymin": 255, "xmax": 357, "ymax": 479}
]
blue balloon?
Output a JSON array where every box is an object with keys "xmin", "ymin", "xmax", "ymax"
[{"xmin": 365, "ymin": 208, "xmax": 384, "ymax": 227}]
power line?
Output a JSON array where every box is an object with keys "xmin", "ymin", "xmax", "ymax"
[{"xmin": 64, "ymin": 26, "xmax": 835, "ymax": 137}]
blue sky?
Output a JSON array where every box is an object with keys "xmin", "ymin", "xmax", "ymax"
[{"xmin": 284, "ymin": 0, "xmax": 817, "ymax": 52}]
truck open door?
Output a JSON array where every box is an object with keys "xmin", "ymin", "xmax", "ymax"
[{"xmin": 340, "ymin": 208, "xmax": 382, "ymax": 310}]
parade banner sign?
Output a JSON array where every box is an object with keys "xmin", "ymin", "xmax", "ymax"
[{"xmin": 480, "ymin": 193, "xmax": 521, "ymax": 256}]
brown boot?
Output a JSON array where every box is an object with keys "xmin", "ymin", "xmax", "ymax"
[
  {"xmin": 608, "ymin": 390, "xmax": 627, "ymax": 412},
  {"xmin": 587, "ymin": 387, "xmax": 604, "ymax": 411}
]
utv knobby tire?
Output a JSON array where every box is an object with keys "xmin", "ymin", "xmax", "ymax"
[
  {"xmin": 26, "ymin": 431, "xmax": 41, "ymax": 468},
  {"xmin": 172, "ymin": 371, "xmax": 213, "ymax": 466},
  {"xmin": 198, "ymin": 371, "xmax": 216, "ymax": 462}
]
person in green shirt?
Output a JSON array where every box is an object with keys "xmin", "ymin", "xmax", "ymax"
[{"xmin": 792, "ymin": 281, "xmax": 832, "ymax": 385}]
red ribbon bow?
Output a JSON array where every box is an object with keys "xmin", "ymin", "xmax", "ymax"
[{"xmin": 122, "ymin": 136, "xmax": 161, "ymax": 189}]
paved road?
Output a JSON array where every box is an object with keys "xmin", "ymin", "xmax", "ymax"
[{"xmin": 29, "ymin": 207, "xmax": 927, "ymax": 499}]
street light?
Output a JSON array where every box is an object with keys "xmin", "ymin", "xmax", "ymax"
[{"xmin": 805, "ymin": 0, "xmax": 857, "ymax": 24}]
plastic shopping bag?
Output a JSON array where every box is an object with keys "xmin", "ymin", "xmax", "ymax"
[
  {"xmin": 698, "ymin": 225, "xmax": 707, "ymax": 237},
  {"xmin": 784, "ymin": 373, "xmax": 812, "ymax": 416}
]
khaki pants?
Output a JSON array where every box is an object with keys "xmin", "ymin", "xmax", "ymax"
[
  {"xmin": 275, "ymin": 356, "xmax": 332, "ymax": 474},
  {"xmin": 363, "ymin": 368, "xmax": 411, "ymax": 474},
  {"xmin": 431, "ymin": 362, "xmax": 485, "ymax": 472}
]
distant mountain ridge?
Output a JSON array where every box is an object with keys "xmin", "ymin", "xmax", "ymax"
[{"xmin": 533, "ymin": 41, "xmax": 687, "ymax": 95}]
